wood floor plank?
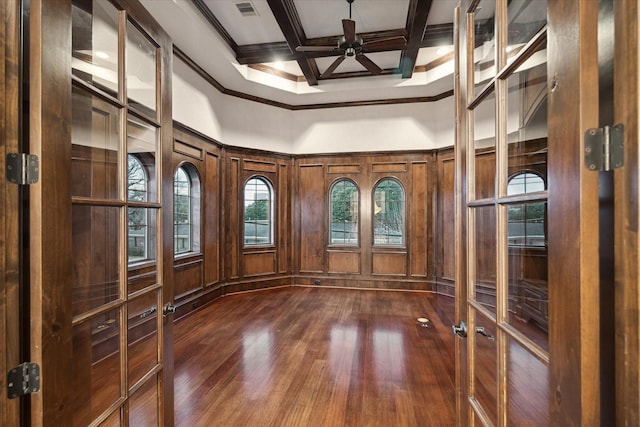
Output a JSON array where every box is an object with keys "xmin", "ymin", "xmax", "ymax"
[{"xmin": 173, "ymin": 287, "xmax": 456, "ymax": 426}]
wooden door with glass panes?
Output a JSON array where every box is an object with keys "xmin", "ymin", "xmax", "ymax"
[
  {"xmin": 457, "ymin": 1, "xmax": 551, "ymax": 423},
  {"xmin": 454, "ymin": 0, "xmax": 603, "ymax": 425},
  {"xmin": 69, "ymin": 0, "xmax": 174, "ymax": 425}
]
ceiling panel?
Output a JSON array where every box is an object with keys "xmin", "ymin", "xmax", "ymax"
[{"xmin": 203, "ymin": 0, "xmax": 285, "ymax": 44}]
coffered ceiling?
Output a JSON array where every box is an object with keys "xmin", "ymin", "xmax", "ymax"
[{"xmin": 140, "ymin": 0, "xmax": 461, "ymax": 107}]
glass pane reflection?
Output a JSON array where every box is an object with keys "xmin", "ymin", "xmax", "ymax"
[
  {"xmin": 507, "ymin": 337, "xmax": 550, "ymax": 425},
  {"xmin": 473, "ymin": 314, "xmax": 497, "ymax": 424},
  {"xmin": 129, "ymin": 374, "xmax": 158, "ymax": 426},
  {"xmin": 126, "ymin": 20, "xmax": 157, "ymax": 113},
  {"xmin": 71, "ymin": 86, "xmax": 120, "ymax": 200},
  {"xmin": 72, "ymin": 205, "xmax": 120, "ymax": 317},
  {"xmin": 473, "ymin": 0, "xmax": 496, "ymax": 94},
  {"xmin": 72, "ymin": 308, "xmax": 122, "ymax": 427},
  {"xmin": 474, "ymin": 90, "xmax": 496, "ymax": 200},
  {"xmin": 507, "ymin": 0, "xmax": 547, "ymax": 60},
  {"xmin": 128, "ymin": 290, "xmax": 159, "ymax": 388},
  {"xmin": 72, "ymin": 0, "xmax": 119, "ymax": 97},
  {"xmin": 127, "ymin": 117, "xmax": 158, "ymax": 203},
  {"xmin": 473, "ymin": 206, "xmax": 497, "ymax": 313}
]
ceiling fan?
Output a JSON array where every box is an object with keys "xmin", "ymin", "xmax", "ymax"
[{"xmin": 295, "ymin": 0, "xmax": 407, "ymax": 78}]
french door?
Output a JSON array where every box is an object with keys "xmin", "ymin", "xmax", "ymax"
[
  {"xmin": 24, "ymin": 0, "xmax": 175, "ymax": 425},
  {"xmin": 455, "ymin": 0, "xmax": 608, "ymax": 425}
]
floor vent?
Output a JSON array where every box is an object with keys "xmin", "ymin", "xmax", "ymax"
[{"xmin": 235, "ymin": 1, "xmax": 258, "ymax": 17}]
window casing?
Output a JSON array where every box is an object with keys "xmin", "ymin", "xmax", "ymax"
[
  {"xmin": 507, "ymin": 172, "xmax": 546, "ymax": 247},
  {"xmin": 329, "ymin": 179, "xmax": 359, "ymax": 245},
  {"xmin": 243, "ymin": 177, "xmax": 274, "ymax": 246},
  {"xmin": 174, "ymin": 164, "xmax": 201, "ymax": 255},
  {"xmin": 373, "ymin": 178, "xmax": 405, "ymax": 246}
]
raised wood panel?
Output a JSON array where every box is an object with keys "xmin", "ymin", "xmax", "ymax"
[
  {"xmin": 327, "ymin": 251, "xmax": 360, "ymax": 274},
  {"xmin": 174, "ymin": 139, "xmax": 203, "ymax": 160},
  {"xmin": 410, "ymin": 162, "xmax": 428, "ymax": 277},
  {"xmin": 205, "ymin": 152, "xmax": 220, "ymax": 285},
  {"xmin": 243, "ymin": 159, "xmax": 277, "ymax": 173},
  {"xmin": 298, "ymin": 165, "xmax": 325, "ymax": 273},
  {"xmin": 228, "ymin": 157, "xmax": 240, "ymax": 279},
  {"xmin": 372, "ymin": 252, "xmax": 407, "ymax": 275},
  {"xmin": 278, "ymin": 163, "xmax": 289, "ymax": 274},
  {"xmin": 371, "ymin": 162, "xmax": 408, "ymax": 173},
  {"xmin": 441, "ymin": 157, "xmax": 456, "ymax": 280},
  {"xmin": 174, "ymin": 259, "xmax": 203, "ymax": 298},
  {"xmin": 327, "ymin": 164, "xmax": 361, "ymax": 174},
  {"xmin": 243, "ymin": 251, "xmax": 276, "ymax": 276}
]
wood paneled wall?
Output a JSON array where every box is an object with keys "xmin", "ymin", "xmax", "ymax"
[
  {"xmin": 168, "ymin": 124, "xmax": 548, "ymax": 322},
  {"xmin": 294, "ymin": 152, "xmax": 438, "ymax": 291}
]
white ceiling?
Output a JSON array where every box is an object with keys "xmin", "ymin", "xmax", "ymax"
[{"xmin": 140, "ymin": 0, "xmax": 460, "ymax": 106}]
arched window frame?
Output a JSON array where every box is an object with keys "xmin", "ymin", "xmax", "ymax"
[
  {"xmin": 329, "ymin": 178, "xmax": 360, "ymax": 246},
  {"xmin": 173, "ymin": 163, "xmax": 201, "ymax": 256},
  {"xmin": 127, "ymin": 154, "xmax": 149, "ymax": 263},
  {"xmin": 507, "ymin": 171, "xmax": 546, "ymax": 247},
  {"xmin": 243, "ymin": 176, "xmax": 275, "ymax": 247},
  {"xmin": 372, "ymin": 177, "xmax": 406, "ymax": 246}
]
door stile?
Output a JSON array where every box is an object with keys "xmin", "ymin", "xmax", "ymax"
[
  {"xmin": 614, "ymin": 0, "xmax": 640, "ymax": 424},
  {"xmin": 453, "ymin": 3, "xmax": 470, "ymax": 425},
  {"xmin": 1, "ymin": 0, "xmax": 22, "ymax": 425},
  {"xmin": 547, "ymin": 0, "xmax": 601, "ymax": 425}
]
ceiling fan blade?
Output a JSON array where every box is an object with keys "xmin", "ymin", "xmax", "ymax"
[
  {"xmin": 355, "ymin": 53, "xmax": 382, "ymax": 75},
  {"xmin": 342, "ymin": 19, "xmax": 356, "ymax": 43},
  {"xmin": 296, "ymin": 45, "xmax": 337, "ymax": 52},
  {"xmin": 320, "ymin": 56, "xmax": 346, "ymax": 78},
  {"xmin": 362, "ymin": 36, "xmax": 407, "ymax": 51}
]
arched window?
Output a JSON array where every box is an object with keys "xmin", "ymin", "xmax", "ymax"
[
  {"xmin": 330, "ymin": 179, "xmax": 359, "ymax": 245},
  {"xmin": 507, "ymin": 172, "xmax": 546, "ymax": 246},
  {"xmin": 174, "ymin": 164, "xmax": 201, "ymax": 255},
  {"xmin": 244, "ymin": 177, "xmax": 274, "ymax": 246},
  {"xmin": 373, "ymin": 178, "xmax": 405, "ymax": 245},
  {"xmin": 127, "ymin": 154, "xmax": 148, "ymax": 262}
]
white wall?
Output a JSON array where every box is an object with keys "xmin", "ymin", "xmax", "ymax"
[{"xmin": 173, "ymin": 58, "xmax": 456, "ymax": 154}]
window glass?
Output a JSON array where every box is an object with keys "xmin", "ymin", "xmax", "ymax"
[
  {"xmin": 507, "ymin": 173, "xmax": 546, "ymax": 247},
  {"xmin": 330, "ymin": 180, "xmax": 359, "ymax": 245},
  {"xmin": 174, "ymin": 165, "xmax": 201, "ymax": 255},
  {"xmin": 126, "ymin": 20, "xmax": 157, "ymax": 113},
  {"xmin": 244, "ymin": 177, "xmax": 273, "ymax": 246},
  {"xmin": 373, "ymin": 179, "xmax": 405, "ymax": 245}
]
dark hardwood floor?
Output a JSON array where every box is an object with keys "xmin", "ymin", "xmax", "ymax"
[{"xmin": 173, "ymin": 286, "xmax": 457, "ymax": 426}]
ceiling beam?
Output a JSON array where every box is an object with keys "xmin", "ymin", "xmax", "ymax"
[
  {"xmin": 401, "ymin": 0, "xmax": 433, "ymax": 78},
  {"xmin": 189, "ymin": 0, "xmax": 237, "ymax": 51},
  {"xmin": 266, "ymin": 0, "xmax": 319, "ymax": 85}
]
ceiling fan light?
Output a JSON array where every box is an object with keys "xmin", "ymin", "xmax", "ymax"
[{"xmin": 345, "ymin": 47, "xmax": 356, "ymax": 57}]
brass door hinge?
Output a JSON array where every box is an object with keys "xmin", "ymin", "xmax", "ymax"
[{"xmin": 584, "ymin": 124, "xmax": 624, "ymax": 171}]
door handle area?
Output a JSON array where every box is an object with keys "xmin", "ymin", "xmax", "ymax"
[
  {"xmin": 451, "ymin": 321, "xmax": 467, "ymax": 338},
  {"xmin": 475, "ymin": 326, "xmax": 495, "ymax": 341},
  {"xmin": 163, "ymin": 302, "xmax": 176, "ymax": 317}
]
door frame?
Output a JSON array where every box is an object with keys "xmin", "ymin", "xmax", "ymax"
[{"xmin": 614, "ymin": 0, "xmax": 640, "ymax": 424}]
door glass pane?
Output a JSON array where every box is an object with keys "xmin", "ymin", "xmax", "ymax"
[
  {"xmin": 474, "ymin": 91, "xmax": 496, "ymax": 200},
  {"xmin": 127, "ymin": 117, "xmax": 158, "ymax": 203},
  {"xmin": 473, "ymin": 313, "xmax": 497, "ymax": 424},
  {"xmin": 507, "ymin": 0, "xmax": 547, "ymax": 61},
  {"xmin": 72, "ymin": 205, "xmax": 120, "ymax": 317},
  {"xmin": 507, "ymin": 337, "xmax": 550, "ymax": 425},
  {"xmin": 508, "ymin": 204, "xmax": 548, "ymax": 352},
  {"xmin": 72, "ymin": 87, "xmax": 120, "ymax": 200},
  {"xmin": 72, "ymin": 0, "xmax": 119, "ymax": 97},
  {"xmin": 100, "ymin": 409, "xmax": 121, "ymax": 427},
  {"xmin": 72, "ymin": 308, "xmax": 122, "ymax": 427},
  {"xmin": 506, "ymin": 53, "xmax": 547, "ymax": 179},
  {"xmin": 129, "ymin": 375, "xmax": 159, "ymax": 426},
  {"xmin": 474, "ymin": 206, "xmax": 497, "ymax": 313},
  {"xmin": 126, "ymin": 20, "xmax": 157, "ymax": 114},
  {"xmin": 473, "ymin": 0, "xmax": 497, "ymax": 94},
  {"xmin": 128, "ymin": 290, "xmax": 159, "ymax": 387}
]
